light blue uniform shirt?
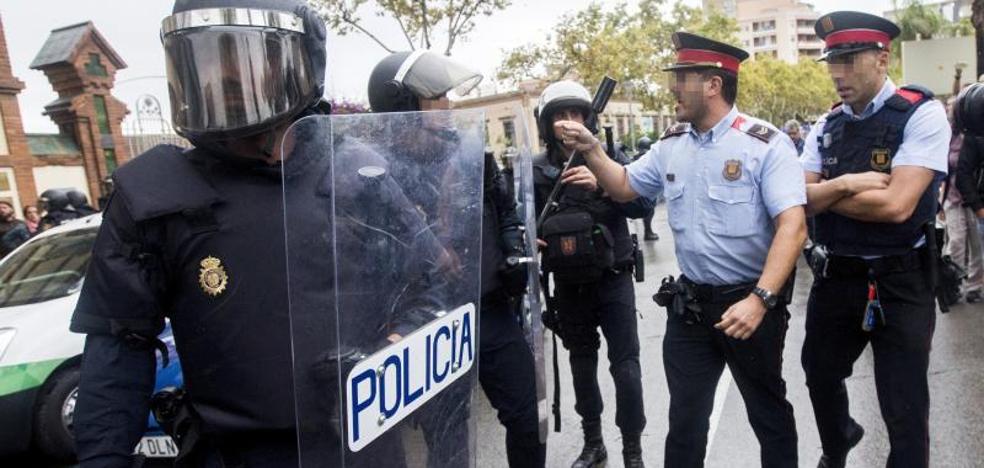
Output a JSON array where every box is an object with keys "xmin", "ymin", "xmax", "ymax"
[
  {"xmin": 626, "ymin": 107, "xmax": 806, "ymax": 286},
  {"xmin": 801, "ymin": 79, "xmax": 950, "ymax": 175}
]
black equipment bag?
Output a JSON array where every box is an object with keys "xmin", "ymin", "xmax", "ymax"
[{"xmin": 540, "ymin": 210, "xmax": 614, "ymax": 284}]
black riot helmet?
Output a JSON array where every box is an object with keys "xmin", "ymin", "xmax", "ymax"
[
  {"xmin": 39, "ymin": 189, "xmax": 71, "ymax": 212},
  {"xmin": 367, "ymin": 50, "xmax": 483, "ymax": 113},
  {"xmin": 955, "ymin": 82, "xmax": 984, "ymax": 136},
  {"xmin": 162, "ymin": 0, "xmax": 327, "ymax": 145},
  {"xmin": 534, "ymin": 80, "xmax": 595, "ymax": 148},
  {"xmin": 636, "ymin": 136, "xmax": 653, "ymax": 153},
  {"xmin": 66, "ymin": 189, "xmax": 90, "ymax": 209}
]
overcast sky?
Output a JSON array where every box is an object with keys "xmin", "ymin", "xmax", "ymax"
[{"xmin": 0, "ymin": 0, "xmax": 892, "ymax": 133}]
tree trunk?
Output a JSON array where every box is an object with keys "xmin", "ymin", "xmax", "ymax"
[{"xmin": 973, "ymin": 0, "xmax": 984, "ymax": 79}]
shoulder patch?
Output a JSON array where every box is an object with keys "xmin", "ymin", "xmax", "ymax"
[
  {"xmin": 899, "ymin": 84, "xmax": 934, "ymax": 102},
  {"xmin": 660, "ymin": 122, "xmax": 690, "ymax": 140},
  {"xmin": 739, "ymin": 123, "xmax": 777, "ymax": 143}
]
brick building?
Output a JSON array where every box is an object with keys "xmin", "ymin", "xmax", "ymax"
[{"xmin": 0, "ymin": 15, "xmax": 132, "ymax": 213}]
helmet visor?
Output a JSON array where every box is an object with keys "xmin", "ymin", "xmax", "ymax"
[
  {"xmin": 163, "ymin": 26, "xmax": 315, "ymax": 139},
  {"xmin": 400, "ymin": 51, "xmax": 483, "ymax": 100}
]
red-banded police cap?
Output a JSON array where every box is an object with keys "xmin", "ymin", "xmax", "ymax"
[
  {"xmin": 815, "ymin": 11, "xmax": 900, "ymax": 61},
  {"xmin": 663, "ymin": 32, "xmax": 749, "ymax": 74}
]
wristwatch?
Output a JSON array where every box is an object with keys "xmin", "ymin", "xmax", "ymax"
[{"xmin": 752, "ymin": 287, "xmax": 778, "ymax": 309}]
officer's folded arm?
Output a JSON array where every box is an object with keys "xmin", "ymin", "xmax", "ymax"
[
  {"xmin": 715, "ymin": 205, "xmax": 807, "ymax": 340},
  {"xmin": 803, "ymin": 170, "xmax": 891, "ymax": 216},
  {"xmin": 827, "ymin": 166, "xmax": 937, "ymax": 223}
]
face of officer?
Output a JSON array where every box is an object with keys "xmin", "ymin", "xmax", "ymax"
[
  {"xmin": 669, "ymin": 70, "xmax": 722, "ymax": 126},
  {"xmin": 552, "ymin": 107, "xmax": 586, "ymax": 153},
  {"xmin": 826, "ymin": 49, "xmax": 889, "ymax": 113}
]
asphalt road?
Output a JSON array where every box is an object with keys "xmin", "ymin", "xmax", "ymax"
[
  {"xmin": 477, "ymin": 205, "xmax": 984, "ymax": 468},
  {"xmin": 5, "ymin": 206, "xmax": 982, "ymax": 467}
]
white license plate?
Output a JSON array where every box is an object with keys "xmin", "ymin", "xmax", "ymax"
[{"xmin": 134, "ymin": 435, "xmax": 179, "ymax": 458}]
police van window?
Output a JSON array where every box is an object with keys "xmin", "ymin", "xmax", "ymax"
[{"xmin": 0, "ymin": 228, "xmax": 97, "ymax": 308}]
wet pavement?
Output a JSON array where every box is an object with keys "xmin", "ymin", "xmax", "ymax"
[{"xmin": 477, "ymin": 205, "xmax": 984, "ymax": 467}]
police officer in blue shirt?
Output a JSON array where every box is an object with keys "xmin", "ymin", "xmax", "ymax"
[
  {"xmin": 556, "ymin": 32, "xmax": 807, "ymax": 468},
  {"xmin": 800, "ymin": 12, "xmax": 950, "ymax": 468}
]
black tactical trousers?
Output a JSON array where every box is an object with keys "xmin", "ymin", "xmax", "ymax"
[
  {"xmin": 479, "ymin": 296, "xmax": 546, "ymax": 468},
  {"xmin": 418, "ymin": 295, "xmax": 544, "ymax": 468},
  {"xmin": 663, "ymin": 296, "xmax": 797, "ymax": 468},
  {"xmin": 555, "ymin": 271, "xmax": 646, "ymax": 435},
  {"xmin": 802, "ymin": 266, "xmax": 935, "ymax": 468}
]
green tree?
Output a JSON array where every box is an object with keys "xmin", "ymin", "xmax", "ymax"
[
  {"xmin": 974, "ymin": 0, "xmax": 984, "ymax": 77},
  {"xmin": 737, "ymin": 57, "xmax": 838, "ymax": 125},
  {"xmin": 496, "ymin": 0, "xmax": 738, "ymax": 110},
  {"xmin": 311, "ymin": 0, "xmax": 512, "ymax": 55}
]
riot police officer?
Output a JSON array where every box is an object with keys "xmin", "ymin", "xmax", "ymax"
[
  {"xmin": 67, "ymin": 189, "xmax": 98, "ymax": 216},
  {"xmin": 634, "ymin": 137, "xmax": 658, "ymax": 240},
  {"xmin": 38, "ymin": 188, "xmax": 79, "ymax": 230},
  {"xmin": 558, "ymin": 33, "xmax": 807, "ymax": 468},
  {"xmin": 532, "ymin": 80, "xmax": 653, "ymax": 468},
  {"xmin": 68, "ymin": 1, "xmax": 426, "ymax": 466},
  {"xmin": 367, "ymin": 50, "xmax": 546, "ymax": 468},
  {"xmin": 800, "ymin": 12, "xmax": 950, "ymax": 468}
]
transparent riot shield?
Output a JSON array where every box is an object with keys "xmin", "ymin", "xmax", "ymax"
[
  {"xmin": 283, "ymin": 110, "xmax": 485, "ymax": 467},
  {"xmin": 509, "ymin": 108, "xmax": 549, "ymax": 443}
]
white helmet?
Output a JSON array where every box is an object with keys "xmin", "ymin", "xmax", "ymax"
[{"xmin": 535, "ymin": 80, "xmax": 594, "ymax": 145}]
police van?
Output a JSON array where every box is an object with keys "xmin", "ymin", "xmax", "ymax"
[{"xmin": 0, "ymin": 214, "xmax": 181, "ymax": 461}]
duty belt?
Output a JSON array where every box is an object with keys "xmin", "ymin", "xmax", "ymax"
[
  {"xmin": 825, "ymin": 248, "xmax": 926, "ymax": 278},
  {"xmin": 680, "ymin": 276, "xmax": 756, "ymax": 304}
]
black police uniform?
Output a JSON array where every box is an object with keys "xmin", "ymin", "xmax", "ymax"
[
  {"xmin": 802, "ymin": 11, "xmax": 944, "ymax": 468},
  {"xmin": 385, "ymin": 147, "xmax": 544, "ymax": 467},
  {"xmin": 533, "ymin": 146, "xmax": 652, "ymax": 446},
  {"xmin": 71, "ymin": 123, "xmax": 439, "ymax": 466},
  {"xmin": 366, "ymin": 50, "xmax": 545, "ymax": 467}
]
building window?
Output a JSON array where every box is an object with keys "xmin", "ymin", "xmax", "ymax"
[
  {"xmin": 85, "ymin": 53, "xmax": 108, "ymax": 77},
  {"xmin": 0, "ymin": 107, "xmax": 8, "ymax": 156},
  {"xmin": 103, "ymin": 148, "xmax": 118, "ymax": 173},
  {"xmin": 753, "ymin": 20, "xmax": 776, "ymax": 32},
  {"xmin": 93, "ymin": 95, "xmax": 111, "ymax": 135},
  {"xmin": 798, "ymin": 34, "xmax": 818, "ymax": 43},
  {"xmin": 501, "ymin": 119, "xmax": 516, "ymax": 147}
]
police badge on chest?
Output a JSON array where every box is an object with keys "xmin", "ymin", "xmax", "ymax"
[{"xmin": 870, "ymin": 148, "xmax": 892, "ymax": 171}]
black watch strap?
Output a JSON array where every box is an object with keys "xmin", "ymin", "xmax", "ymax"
[{"xmin": 752, "ymin": 286, "xmax": 778, "ymax": 309}]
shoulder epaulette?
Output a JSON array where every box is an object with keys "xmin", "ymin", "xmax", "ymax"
[
  {"xmin": 733, "ymin": 116, "xmax": 777, "ymax": 143},
  {"xmin": 660, "ymin": 122, "xmax": 690, "ymax": 140},
  {"xmin": 886, "ymin": 85, "xmax": 934, "ymax": 112},
  {"xmin": 898, "ymin": 84, "xmax": 934, "ymax": 103}
]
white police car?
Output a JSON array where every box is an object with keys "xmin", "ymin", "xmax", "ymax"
[{"xmin": 0, "ymin": 214, "xmax": 180, "ymax": 461}]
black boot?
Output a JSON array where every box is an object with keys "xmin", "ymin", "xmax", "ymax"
[
  {"xmin": 622, "ymin": 432, "xmax": 644, "ymax": 468},
  {"xmin": 571, "ymin": 420, "xmax": 607, "ymax": 468},
  {"xmin": 817, "ymin": 422, "xmax": 864, "ymax": 468},
  {"xmin": 644, "ymin": 230, "xmax": 659, "ymax": 241}
]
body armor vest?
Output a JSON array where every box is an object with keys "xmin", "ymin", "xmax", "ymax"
[{"xmin": 815, "ymin": 85, "xmax": 940, "ymax": 256}]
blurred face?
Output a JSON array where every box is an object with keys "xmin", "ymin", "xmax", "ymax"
[
  {"xmin": 551, "ymin": 107, "xmax": 586, "ymax": 150},
  {"xmin": 785, "ymin": 127, "xmax": 801, "ymax": 141},
  {"xmin": 826, "ymin": 50, "xmax": 888, "ymax": 111},
  {"xmin": 669, "ymin": 70, "xmax": 713, "ymax": 123},
  {"xmin": 0, "ymin": 204, "xmax": 13, "ymax": 219},
  {"xmin": 24, "ymin": 206, "xmax": 39, "ymax": 222}
]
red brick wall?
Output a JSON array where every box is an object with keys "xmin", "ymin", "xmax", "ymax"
[{"xmin": 0, "ymin": 14, "xmax": 39, "ymax": 207}]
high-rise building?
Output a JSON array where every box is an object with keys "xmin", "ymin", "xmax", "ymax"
[{"xmin": 706, "ymin": 0, "xmax": 823, "ymax": 63}]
